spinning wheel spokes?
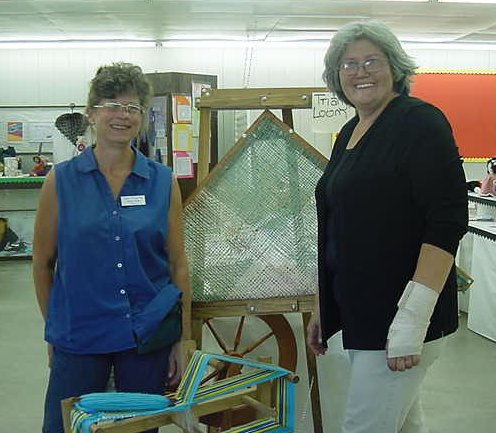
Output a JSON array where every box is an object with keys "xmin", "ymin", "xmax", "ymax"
[
  {"xmin": 233, "ymin": 316, "xmax": 245, "ymax": 352},
  {"xmin": 204, "ymin": 319, "xmax": 230, "ymax": 353},
  {"xmin": 199, "ymin": 314, "xmax": 297, "ymax": 432},
  {"xmin": 239, "ymin": 331, "xmax": 274, "ymax": 357},
  {"xmin": 203, "ymin": 315, "xmax": 297, "ymax": 369}
]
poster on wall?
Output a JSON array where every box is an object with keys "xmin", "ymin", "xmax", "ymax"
[
  {"xmin": 7, "ymin": 121, "xmax": 23, "ymax": 142},
  {"xmin": 172, "ymin": 94, "xmax": 192, "ymax": 124},
  {"xmin": 172, "ymin": 123, "xmax": 193, "ymax": 152},
  {"xmin": 311, "ymin": 92, "xmax": 355, "ymax": 133},
  {"xmin": 28, "ymin": 122, "xmax": 54, "ymax": 142},
  {"xmin": 150, "ymin": 96, "xmax": 167, "ymax": 139},
  {"xmin": 173, "ymin": 151, "xmax": 194, "ymax": 178}
]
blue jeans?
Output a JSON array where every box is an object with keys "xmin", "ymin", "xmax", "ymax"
[{"xmin": 42, "ymin": 346, "xmax": 171, "ymax": 433}]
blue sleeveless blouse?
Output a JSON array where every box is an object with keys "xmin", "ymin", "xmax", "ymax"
[{"xmin": 45, "ymin": 146, "xmax": 181, "ymax": 354}]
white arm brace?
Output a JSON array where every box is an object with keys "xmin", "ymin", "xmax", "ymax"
[{"xmin": 387, "ymin": 280, "xmax": 439, "ymax": 358}]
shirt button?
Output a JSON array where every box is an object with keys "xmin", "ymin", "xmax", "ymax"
[
  {"xmin": 125, "ymin": 313, "xmax": 130, "ymax": 319},
  {"xmin": 116, "ymin": 263, "xmax": 123, "ymax": 268},
  {"xmin": 120, "ymin": 289, "xmax": 126, "ymax": 295},
  {"xmin": 115, "ymin": 236, "xmax": 121, "ymax": 241},
  {"xmin": 112, "ymin": 210, "xmax": 118, "ymax": 216}
]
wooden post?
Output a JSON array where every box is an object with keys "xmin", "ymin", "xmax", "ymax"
[
  {"xmin": 281, "ymin": 108, "xmax": 294, "ymax": 129},
  {"xmin": 61, "ymin": 397, "xmax": 79, "ymax": 433},
  {"xmin": 197, "ymin": 108, "xmax": 212, "ymax": 185},
  {"xmin": 302, "ymin": 311, "xmax": 323, "ymax": 433}
]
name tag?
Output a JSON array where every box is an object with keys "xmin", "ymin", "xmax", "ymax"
[{"xmin": 120, "ymin": 195, "xmax": 146, "ymax": 207}]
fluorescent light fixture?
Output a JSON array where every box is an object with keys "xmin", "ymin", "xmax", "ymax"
[
  {"xmin": 0, "ymin": 36, "xmax": 495, "ymax": 51},
  {"xmin": 403, "ymin": 42, "xmax": 496, "ymax": 50},
  {"xmin": 166, "ymin": 33, "xmax": 256, "ymax": 42},
  {"xmin": 0, "ymin": 38, "xmax": 325, "ymax": 50},
  {"xmin": 438, "ymin": 0, "xmax": 496, "ymax": 3},
  {"xmin": 161, "ymin": 40, "xmax": 331, "ymax": 49},
  {"xmin": 0, "ymin": 39, "xmax": 156, "ymax": 49},
  {"xmin": 362, "ymin": 0, "xmax": 430, "ymax": 2}
]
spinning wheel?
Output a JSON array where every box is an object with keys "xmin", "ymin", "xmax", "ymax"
[
  {"xmin": 203, "ymin": 314, "xmax": 297, "ymax": 370},
  {"xmin": 199, "ymin": 314, "xmax": 297, "ymax": 431}
]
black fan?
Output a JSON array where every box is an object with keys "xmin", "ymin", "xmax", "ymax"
[{"xmin": 55, "ymin": 108, "xmax": 89, "ymax": 146}]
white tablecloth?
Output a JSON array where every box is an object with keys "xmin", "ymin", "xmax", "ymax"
[{"xmin": 467, "ymin": 230, "xmax": 496, "ymax": 342}]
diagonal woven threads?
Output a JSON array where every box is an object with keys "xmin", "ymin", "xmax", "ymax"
[
  {"xmin": 184, "ymin": 111, "xmax": 327, "ymax": 302},
  {"xmin": 70, "ymin": 350, "xmax": 296, "ymax": 433}
]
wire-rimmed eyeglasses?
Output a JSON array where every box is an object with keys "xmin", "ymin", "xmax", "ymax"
[
  {"xmin": 338, "ymin": 58, "xmax": 386, "ymax": 76},
  {"xmin": 93, "ymin": 101, "xmax": 144, "ymax": 116}
]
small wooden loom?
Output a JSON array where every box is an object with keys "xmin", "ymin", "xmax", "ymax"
[{"xmin": 61, "ymin": 345, "xmax": 298, "ymax": 433}]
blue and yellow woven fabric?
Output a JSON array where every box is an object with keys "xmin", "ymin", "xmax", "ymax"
[{"xmin": 70, "ymin": 350, "xmax": 295, "ymax": 433}]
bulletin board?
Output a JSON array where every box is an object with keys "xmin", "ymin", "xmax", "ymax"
[
  {"xmin": 0, "ymin": 108, "xmax": 57, "ymax": 153},
  {"xmin": 410, "ymin": 71, "xmax": 496, "ymax": 161}
]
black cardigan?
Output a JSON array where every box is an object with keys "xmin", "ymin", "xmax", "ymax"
[{"xmin": 315, "ymin": 95, "xmax": 468, "ymax": 350}]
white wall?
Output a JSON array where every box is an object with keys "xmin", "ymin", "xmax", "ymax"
[
  {"xmin": 1, "ymin": 44, "xmax": 495, "ymax": 102},
  {"xmin": 0, "ymin": 43, "xmax": 493, "ymax": 168},
  {"xmin": 0, "ymin": 45, "xmax": 326, "ymax": 105}
]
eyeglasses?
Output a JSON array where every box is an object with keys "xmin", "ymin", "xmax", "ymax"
[
  {"xmin": 338, "ymin": 58, "xmax": 386, "ymax": 76},
  {"xmin": 93, "ymin": 101, "xmax": 144, "ymax": 115}
]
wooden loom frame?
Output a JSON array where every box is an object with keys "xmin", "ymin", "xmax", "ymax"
[
  {"xmin": 191, "ymin": 87, "xmax": 327, "ymax": 433},
  {"xmin": 61, "ymin": 341, "xmax": 299, "ymax": 433}
]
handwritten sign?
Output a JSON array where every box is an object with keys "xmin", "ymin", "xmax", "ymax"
[
  {"xmin": 28, "ymin": 122, "xmax": 54, "ymax": 142},
  {"xmin": 312, "ymin": 92, "xmax": 355, "ymax": 133}
]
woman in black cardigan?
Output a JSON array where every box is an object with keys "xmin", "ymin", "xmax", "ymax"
[{"xmin": 306, "ymin": 21, "xmax": 468, "ymax": 433}]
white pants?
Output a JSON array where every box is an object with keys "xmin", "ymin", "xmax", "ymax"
[{"xmin": 341, "ymin": 338, "xmax": 445, "ymax": 433}]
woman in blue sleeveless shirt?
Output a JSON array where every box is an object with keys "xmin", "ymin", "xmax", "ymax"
[{"xmin": 33, "ymin": 62, "xmax": 191, "ymax": 433}]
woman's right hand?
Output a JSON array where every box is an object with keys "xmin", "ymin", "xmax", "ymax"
[
  {"xmin": 167, "ymin": 342, "xmax": 182, "ymax": 388},
  {"xmin": 306, "ymin": 315, "xmax": 326, "ymax": 356},
  {"xmin": 47, "ymin": 343, "xmax": 53, "ymax": 368}
]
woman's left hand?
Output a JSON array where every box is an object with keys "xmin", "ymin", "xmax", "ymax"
[{"xmin": 386, "ymin": 353, "xmax": 420, "ymax": 371}]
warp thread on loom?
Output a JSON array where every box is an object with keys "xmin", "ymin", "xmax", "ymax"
[{"xmin": 70, "ymin": 350, "xmax": 296, "ymax": 433}]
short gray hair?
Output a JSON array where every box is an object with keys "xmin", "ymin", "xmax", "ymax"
[{"xmin": 323, "ymin": 20, "xmax": 417, "ymax": 106}]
